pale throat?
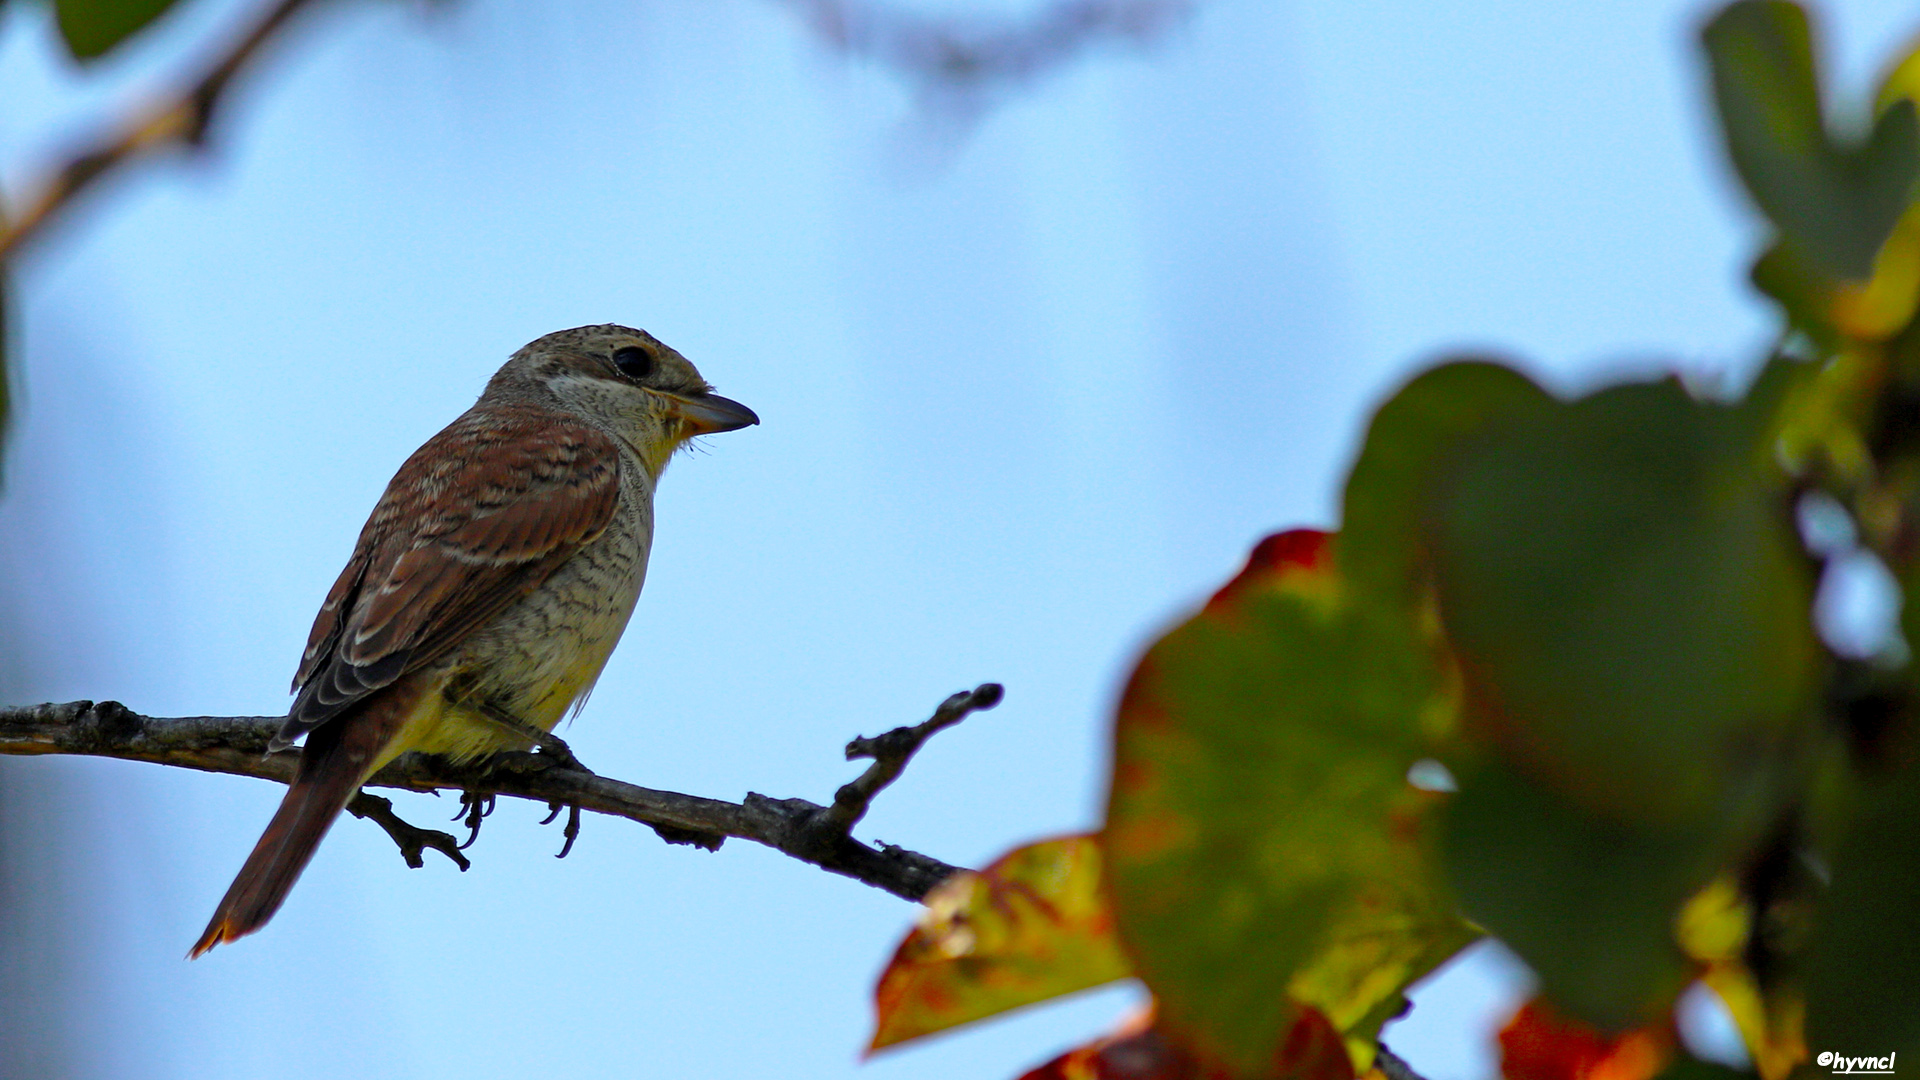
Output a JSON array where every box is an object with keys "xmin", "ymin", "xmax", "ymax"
[{"xmin": 544, "ymin": 371, "xmax": 680, "ymax": 479}]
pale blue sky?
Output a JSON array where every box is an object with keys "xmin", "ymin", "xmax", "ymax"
[{"xmin": 0, "ymin": 0, "xmax": 1911, "ymax": 1077}]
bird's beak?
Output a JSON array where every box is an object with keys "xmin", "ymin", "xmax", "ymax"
[{"xmin": 663, "ymin": 392, "xmax": 759, "ymax": 434}]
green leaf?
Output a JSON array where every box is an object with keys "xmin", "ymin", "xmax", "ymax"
[
  {"xmin": 56, "ymin": 0, "xmax": 181, "ymax": 60},
  {"xmin": 1751, "ymin": 238, "xmax": 1844, "ymax": 346},
  {"xmin": 1446, "ymin": 759, "xmax": 1706, "ymax": 1030},
  {"xmin": 1703, "ymin": 1, "xmax": 1919, "ymax": 279},
  {"xmin": 1427, "ymin": 376, "xmax": 1818, "ymax": 825},
  {"xmin": 867, "ymin": 836, "xmax": 1131, "ymax": 1052},
  {"xmin": 1803, "ymin": 759, "xmax": 1920, "ymax": 1057},
  {"xmin": 1340, "ymin": 359, "xmax": 1553, "ymax": 610},
  {"xmin": 1426, "ymin": 374, "xmax": 1821, "ymax": 1028},
  {"xmin": 1106, "ymin": 530, "xmax": 1478, "ymax": 1076}
]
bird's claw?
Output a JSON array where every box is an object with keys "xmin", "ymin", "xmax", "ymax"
[
  {"xmin": 454, "ymin": 791, "xmax": 496, "ymax": 850},
  {"xmin": 542, "ymin": 799, "xmax": 582, "ymax": 858},
  {"xmin": 460, "ymin": 701, "xmax": 589, "ymax": 855}
]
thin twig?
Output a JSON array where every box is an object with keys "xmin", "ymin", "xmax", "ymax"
[
  {"xmin": 0, "ymin": 691, "xmax": 992, "ymax": 902},
  {"xmin": 0, "ymin": 0, "xmax": 324, "ymax": 261},
  {"xmin": 1375, "ymin": 1042, "xmax": 1428, "ymax": 1080},
  {"xmin": 822, "ymin": 682, "xmax": 1002, "ymax": 834}
]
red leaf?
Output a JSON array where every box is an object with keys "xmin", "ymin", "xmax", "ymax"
[
  {"xmin": 1207, "ymin": 529, "xmax": 1333, "ymax": 610},
  {"xmin": 1016, "ymin": 1010, "xmax": 1222, "ymax": 1080},
  {"xmin": 1498, "ymin": 999, "xmax": 1671, "ymax": 1080},
  {"xmin": 1014, "ymin": 1004, "xmax": 1356, "ymax": 1080},
  {"xmin": 1274, "ymin": 1005, "xmax": 1356, "ymax": 1080}
]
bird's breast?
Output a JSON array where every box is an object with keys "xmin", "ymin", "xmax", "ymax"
[{"xmin": 420, "ymin": 458, "xmax": 657, "ymax": 756}]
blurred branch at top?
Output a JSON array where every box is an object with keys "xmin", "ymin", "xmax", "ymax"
[
  {"xmin": 0, "ymin": 0, "xmax": 1190, "ymax": 455},
  {"xmin": 779, "ymin": 0, "xmax": 1191, "ymax": 113},
  {"xmin": 0, "ymin": 0, "xmax": 1190, "ymax": 262},
  {"xmin": 0, "ymin": 0, "xmax": 325, "ymax": 262}
]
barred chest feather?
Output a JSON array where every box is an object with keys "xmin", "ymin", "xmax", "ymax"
[{"xmin": 420, "ymin": 446, "xmax": 657, "ymax": 760}]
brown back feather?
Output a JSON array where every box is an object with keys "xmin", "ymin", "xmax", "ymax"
[{"xmin": 279, "ymin": 403, "xmax": 620, "ymax": 746}]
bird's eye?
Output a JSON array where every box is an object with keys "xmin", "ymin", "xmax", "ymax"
[{"xmin": 612, "ymin": 346, "xmax": 653, "ymax": 379}]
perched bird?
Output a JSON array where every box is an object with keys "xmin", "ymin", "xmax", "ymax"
[{"xmin": 191, "ymin": 325, "xmax": 757, "ymax": 956}]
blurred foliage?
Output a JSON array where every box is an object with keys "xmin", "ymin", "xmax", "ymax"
[
  {"xmin": 0, "ymin": 264, "xmax": 9, "ymax": 470},
  {"xmin": 54, "ymin": 0, "xmax": 182, "ymax": 60},
  {"xmin": 866, "ymin": 2, "xmax": 1920, "ymax": 1077},
  {"xmin": 1497, "ymin": 1000, "xmax": 1670, "ymax": 1080},
  {"xmin": 1338, "ymin": 360, "xmax": 1551, "ymax": 614},
  {"xmin": 1015, "ymin": 1004, "xmax": 1356, "ymax": 1080},
  {"xmin": 1427, "ymin": 368, "xmax": 1819, "ymax": 1029},
  {"xmin": 1802, "ymin": 757, "xmax": 1920, "ymax": 1052},
  {"xmin": 1677, "ymin": 880, "xmax": 1806, "ymax": 1080},
  {"xmin": 1703, "ymin": 2, "xmax": 1916, "ymax": 281},
  {"xmin": 1104, "ymin": 529, "xmax": 1474, "ymax": 1077}
]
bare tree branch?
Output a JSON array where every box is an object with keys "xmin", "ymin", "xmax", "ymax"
[
  {"xmin": 0, "ymin": 0, "xmax": 324, "ymax": 261},
  {"xmin": 822, "ymin": 682, "xmax": 1002, "ymax": 834},
  {"xmin": 0, "ymin": 0, "xmax": 1194, "ymax": 261},
  {"xmin": 1375, "ymin": 1042, "xmax": 1428, "ymax": 1080},
  {"xmin": 778, "ymin": 0, "xmax": 1191, "ymax": 105},
  {"xmin": 0, "ymin": 687, "xmax": 1003, "ymax": 902}
]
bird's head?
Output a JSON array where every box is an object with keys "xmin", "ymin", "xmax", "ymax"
[{"xmin": 492, "ymin": 324, "xmax": 759, "ymax": 476}]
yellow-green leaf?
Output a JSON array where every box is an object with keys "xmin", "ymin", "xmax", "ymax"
[
  {"xmin": 1106, "ymin": 530, "xmax": 1477, "ymax": 1076},
  {"xmin": 869, "ymin": 836, "xmax": 1130, "ymax": 1052}
]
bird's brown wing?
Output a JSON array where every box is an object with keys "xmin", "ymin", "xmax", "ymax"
[{"xmin": 278, "ymin": 402, "xmax": 622, "ymax": 745}]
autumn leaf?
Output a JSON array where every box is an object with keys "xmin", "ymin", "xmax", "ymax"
[
  {"xmin": 1016, "ymin": 1003, "xmax": 1355, "ymax": 1080},
  {"xmin": 1106, "ymin": 529, "xmax": 1477, "ymax": 1076},
  {"xmin": 869, "ymin": 836, "xmax": 1131, "ymax": 1052},
  {"xmin": 1674, "ymin": 879, "xmax": 1805, "ymax": 1080},
  {"xmin": 1499, "ymin": 999, "xmax": 1671, "ymax": 1080}
]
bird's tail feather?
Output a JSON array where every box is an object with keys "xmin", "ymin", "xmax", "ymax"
[{"xmin": 189, "ymin": 687, "xmax": 414, "ymax": 958}]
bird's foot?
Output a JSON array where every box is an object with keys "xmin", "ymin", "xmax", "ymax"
[
  {"xmin": 453, "ymin": 791, "xmax": 496, "ymax": 850},
  {"xmin": 349, "ymin": 792, "xmax": 471, "ymax": 871},
  {"xmin": 539, "ymin": 800, "xmax": 583, "ymax": 858},
  {"xmin": 465, "ymin": 701, "xmax": 589, "ymax": 856},
  {"xmin": 473, "ymin": 701, "xmax": 593, "ymax": 774},
  {"xmin": 528, "ymin": 729, "xmax": 589, "ymax": 774}
]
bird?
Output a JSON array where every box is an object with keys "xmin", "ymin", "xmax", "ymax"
[{"xmin": 190, "ymin": 324, "xmax": 757, "ymax": 957}]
